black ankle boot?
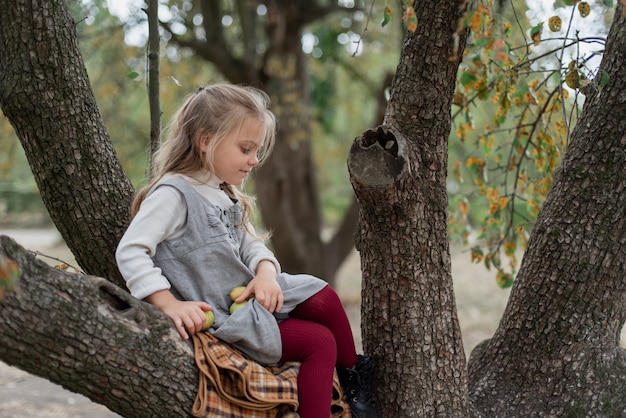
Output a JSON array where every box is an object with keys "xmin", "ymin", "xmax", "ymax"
[{"xmin": 338, "ymin": 355, "xmax": 378, "ymax": 418}]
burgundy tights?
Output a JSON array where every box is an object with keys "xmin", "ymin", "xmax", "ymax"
[{"xmin": 278, "ymin": 285, "xmax": 358, "ymax": 418}]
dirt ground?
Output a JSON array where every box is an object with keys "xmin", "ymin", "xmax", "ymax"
[{"xmin": 0, "ymin": 229, "xmax": 623, "ymax": 417}]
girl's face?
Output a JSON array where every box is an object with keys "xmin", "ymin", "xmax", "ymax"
[{"xmin": 209, "ymin": 118, "xmax": 265, "ymax": 186}]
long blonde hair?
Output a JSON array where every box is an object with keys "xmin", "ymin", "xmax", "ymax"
[{"xmin": 131, "ymin": 84, "xmax": 276, "ymax": 237}]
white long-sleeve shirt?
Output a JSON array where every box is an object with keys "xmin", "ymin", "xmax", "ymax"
[{"xmin": 115, "ymin": 174, "xmax": 280, "ymax": 300}]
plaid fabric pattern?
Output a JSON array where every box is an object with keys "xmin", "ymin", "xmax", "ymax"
[{"xmin": 192, "ymin": 332, "xmax": 350, "ymax": 417}]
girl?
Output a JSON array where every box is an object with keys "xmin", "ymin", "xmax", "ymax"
[{"xmin": 115, "ymin": 84, "xmax": 377, "ymax": 418}]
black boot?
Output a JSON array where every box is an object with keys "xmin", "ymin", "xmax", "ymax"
[{"xmin": 338, "ymin": 355, "xmax": 378, "ymax": 418}]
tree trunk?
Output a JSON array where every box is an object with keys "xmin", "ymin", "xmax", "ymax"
[
  {"xmin": 255, "ymin": 40, "xmax": 357, "ymax": 282},
  {"xmin": 0, "ymin": 236, "xmax": 198, "ymax": 418},
  {"xmin": 468, "ymin": 5, "xmax": 626, "ymax": 416},
  {"xmin": 347, "ymin": 1, "xmax": 469, "ymax": 416},
  {"xmin": 0, "ymin": 0, "xmax": 134, "ymax": 287}
]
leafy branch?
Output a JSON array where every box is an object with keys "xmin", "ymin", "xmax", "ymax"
[{"xmin": 448, "ymin": 0, "xmax": 612, "ymax": 286}]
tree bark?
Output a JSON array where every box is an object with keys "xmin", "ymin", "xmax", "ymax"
[
  {"xmin": 468, "ymin": 5, "xmax": 626, "ymax": 416},
  {"xmin": 347, "ymin": 1, "xmax": 470, "ymax": 416},
  {"xmin": 0, "ymin": 236, "xmax": 198, "ymax": 418},
  {"xmin": 146, "ymin": 0, "xmax": 161, "ymax": 173},
  {"xmin": 0, "ymin": 0, "xmax": 134, "ymax": 287}
]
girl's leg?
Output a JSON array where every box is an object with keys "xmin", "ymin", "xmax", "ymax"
[
  {"xmin": 289, "ymin": 285, "xmax": 359, "ymax": 367},
  {"xmin": 279, "ymin": 318, "xmax": 337, "ymax": 418}
]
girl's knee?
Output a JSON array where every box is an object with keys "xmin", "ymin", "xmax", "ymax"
[
  {"xmin": 314, "ymin": 324, "xmax": 337, "ymax": 354},
  {"xmin": 301, "ymin": 321, "xmax": 337, "ymax": 358},
  {"xmin": 279, "ymin": 319, "xmax": 337, "ymax": 363}
]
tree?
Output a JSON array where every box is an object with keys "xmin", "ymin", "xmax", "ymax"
[
  {"xmin": 347, "ymin": 0, "xmax": 470, "ymax": 414},
  {"xmin": 467, "ymin": 4, "xmax": 626, "ymax": 415},
  {"xmin": 448, "ymin": 0, "xmax": 615, "ymax": 286},
  {"xmin": 1, "ymin": 1, "xmax": 625, "ymax": 418}
]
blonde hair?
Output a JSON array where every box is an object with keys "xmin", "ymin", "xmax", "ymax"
[{"xmin": 131, "ymin": 84, "xmax": 276, "ymax": 237}]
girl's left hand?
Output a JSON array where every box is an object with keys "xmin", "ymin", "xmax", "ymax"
[{"xmin": 236, "ymin": 260, "xmax": 283, "ymax": 313}]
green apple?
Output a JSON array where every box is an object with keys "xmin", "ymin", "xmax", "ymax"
[
  {"xmin": 229, "ymin": 285, "xmax": 254, "ymax": 302},
  {"xmin": 229, "ymin": 301, "xmax": 248, "ymax": 314},
  {"xmin": 229, "ymin": 286, "xmax": 247, "ymax": 301},
  {"xmin": 201, "ymin": 310, "xmax": 215, "ymax": 330}
]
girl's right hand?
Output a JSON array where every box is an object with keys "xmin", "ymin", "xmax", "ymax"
[{"xmin": 145, "ymin": 289, "xmax": 212, "ymax": 340}]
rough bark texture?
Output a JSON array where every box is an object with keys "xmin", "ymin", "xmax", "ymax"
[
  {"xmin": 0, "ymin": 236, "xmax": 198, "ymax": 418},
  {"xmin": 0, "ymin": 0, "xmax": 134, "ymax": 286},
  {"xmin": 163, "ymin": 0, "xmax": 360, "ymax": 283},
  {"xmin": 347, "ymin": 1, "xmax": 469, "ymax": 416},
  {"xmin": 468, "ymin": 5, "xmax": 626, "ymax": 417}
]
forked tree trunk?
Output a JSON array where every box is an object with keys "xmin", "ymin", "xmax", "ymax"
[
  {"xmin": 348, "ymin": 1, "xmax": 470, "ymax": 416},
  {"xmin": 468, "ymin": 5, "xmax": 626, "ymax": 416}
]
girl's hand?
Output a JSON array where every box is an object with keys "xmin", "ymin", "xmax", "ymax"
[
  {"xmin": 236, "ymin": 260, "xmax": 283, "ymax": 313},
  {"xmin": 146, "ymin": 290, "xmax": 212, "ymax": 340}
]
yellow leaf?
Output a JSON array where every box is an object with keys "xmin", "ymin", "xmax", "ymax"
[
  {"xmin": 548, "ymin": 16, "xmax": 562, "ymax": 32},
  {"xmin": 565, "ymin": 70, "xmax": 581, "ymax": 89},
  {"xmin": 578, "ymin": 2, "xmax": 591, "ymax": 17},
  {"xmin": 459, "ymin": 200, "xmax": 469, "ymax": 216}
]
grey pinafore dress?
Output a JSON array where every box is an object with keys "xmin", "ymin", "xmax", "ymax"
[{"xmin": 151, "ymin": 177, "xmax": 327, "ymax": 365}]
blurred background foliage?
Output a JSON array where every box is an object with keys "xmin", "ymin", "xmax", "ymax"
[
  {"xmin": 0, "ymin": 0, "xmax": 614, "ymax": 284},
  {"xmin": 1, "ymin": 0, "xmax": 401, "ymax": 225}
]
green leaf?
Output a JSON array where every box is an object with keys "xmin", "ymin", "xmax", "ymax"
[
  {"xmin": 127, "ymin": 71, "xmax": 139, "ymax": 79},
  {"xmin": 530, "ymin": 23, "xmax": 543, "ymax": 45},
  {"xmin": 530, "ymin": 23, "xmax": 542, "ymax": 37},
  {"xmin": 473, "ymin": 36, "xmax": 488, "ymax": 48},
  {"xmin": 603, "ymin": 0, "xmax": 614, "ymax": 6},
  {"xmin": 512, "ymin": 82, "xmax": 529, "ymax": 99},
  {"xmin": 460, "ymin": 72, "xmax": 477, "ymax": 86},
  {"xmin": 470, "ymin": 245, "xmax": 484, "ymax": 264},
  {"xmin": 496, "ymin": 271, "xmax": 514, "ymax": 288},
  {"xmin": 381, "ymin": 7, "xmax": 392, "ymax": 27}
]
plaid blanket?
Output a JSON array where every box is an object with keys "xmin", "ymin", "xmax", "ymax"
[{"xmin": 192, "ymin": 332, "xmax": 350, "ymax": 417}]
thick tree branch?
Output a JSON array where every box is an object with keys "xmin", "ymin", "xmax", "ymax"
[
  {"xmin": 281, "ymin": 0, "xmax": 353, "ymax": 25},
  {"xmin": 0, "ymin": 236, "xmax": 198, "ymax": 418}
]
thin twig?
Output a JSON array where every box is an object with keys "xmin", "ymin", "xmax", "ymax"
[
  {"xmin": 353, "ymin": 0, "xmax": 376, "ymax": 57},
  {"xmin": 28, "ymin": 250, "xmax": 83, "ymax": 273}
]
